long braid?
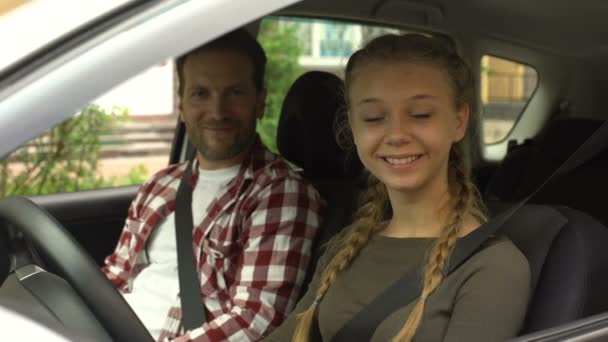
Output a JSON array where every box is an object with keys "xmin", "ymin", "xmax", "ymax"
[
  {"xmin": 292, "ymin": 175, "xmax": 388, "ymax": 342},
  {"xmin": 450, "ymin": 144, "xmax": 488, "ymax": 224},
  {"xmin": 394, "ymin": 144, "xmax": 487, "ymax": 341}
]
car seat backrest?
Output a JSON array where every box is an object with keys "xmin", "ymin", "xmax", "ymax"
[
  {"xmin": 277, "ymin": 71, "xmax": 364, "ymax": 297},
  {"xmin": 277, "ymin": 71, "xmax": 362, "ymax": 180},
  {"xmin": 486, "ymin": 201, "xmax": 608, "ymax": 334}
]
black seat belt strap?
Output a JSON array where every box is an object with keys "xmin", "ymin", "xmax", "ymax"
[
  {"xmin": 175, "ymin": 159, "xmax": 207, "ymax": 331},
  {"xmin": 332, "ymin": 119, "xmax": 608, "ymax": 342}
]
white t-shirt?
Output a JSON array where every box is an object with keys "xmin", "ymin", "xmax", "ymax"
[{"xmin": 123, "ymin": 165, "xmax": 239, "ymax": 339}]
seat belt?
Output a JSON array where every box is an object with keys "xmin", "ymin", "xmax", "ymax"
[
  {"xmin": 175, "ymin": 159, "xmax": 207, "ymax": 331},
  {"xmin": 332, "ymin": 119, "xmax": 608, "ymax": 342}
]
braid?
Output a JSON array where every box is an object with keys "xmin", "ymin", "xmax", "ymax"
[
  {"xmin": 292, "ymin": 175, "xmax": 388, "ymax": 342},
  {"xmin": 393, "ymin": 198, "xmax": 462, "ymax": 341},
  {"xmin": 393, "ymin": 144, "xmax": 486, "ymax": 342},
  {"xmin": 450, "ymin": 144, "xmax": 488, "ymax": 224}
]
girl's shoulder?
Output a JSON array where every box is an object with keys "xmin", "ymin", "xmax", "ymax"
[{"xmin": 466, "ymin": 235, "xmax": 530, "ymax": 276}]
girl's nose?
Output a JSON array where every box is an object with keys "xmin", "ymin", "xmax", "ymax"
[{"xmin": 385, "ymin": 116, "xmax": 412, "ymax": 147}]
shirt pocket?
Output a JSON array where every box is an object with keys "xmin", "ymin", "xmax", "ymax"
[
  {"xmin": 201, "ymin": 220, "xmax": 240, "ymax": 262},
  {"xmin": 204, "ymin": 237, "xmax": 238, "ymax": 265},
  {"xmin": 200, "ymin": 237, "xmax": 238, "ymax": 294}
]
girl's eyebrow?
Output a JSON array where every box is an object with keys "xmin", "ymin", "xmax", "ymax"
[
  {"xmin": 356, "ymin": 97, "xmax": 382, "ymax": 106},
  {"xmin": 409, "ymin": 94, "xmax": 436, "ymax": 101},
  {"xmin": 356, "ymin": 94, "xmax": 436, "ymax": 106}
]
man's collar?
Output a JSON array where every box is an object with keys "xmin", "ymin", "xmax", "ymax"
[{"xmin": 189, "ymin": 134, "xmax": 275, "ymax": 183}]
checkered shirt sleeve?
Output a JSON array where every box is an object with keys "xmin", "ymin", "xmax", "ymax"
[{"xmin": 102, "ymin": 166, "xmax": 182, "ymax": 292}]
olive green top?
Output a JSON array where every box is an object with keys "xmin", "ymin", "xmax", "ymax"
[{"xmin": 264, "ymin": 235, "xmax": 530, "ymax": 342}]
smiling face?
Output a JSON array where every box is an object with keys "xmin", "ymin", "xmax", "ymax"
[
  {"xmin": 348, "ymin": 61, "xmax": 469, "ymax": 196},
  {"xmin": 179, "ymin": 48, "xmax": 266, "ymax": 170}
]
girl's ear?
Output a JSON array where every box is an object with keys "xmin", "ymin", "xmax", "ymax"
[{"xmin": 454, "ymin": 103, "xmax": 470, "ymax": 142}]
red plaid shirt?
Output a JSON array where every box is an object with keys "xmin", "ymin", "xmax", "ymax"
[{"xmin": 102, "ymin": 140, "xmax": 323, "ymax": 341}]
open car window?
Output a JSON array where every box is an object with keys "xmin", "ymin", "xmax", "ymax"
[{"xmin": 0, "ymin": 63, "xmax": 175, "ymax": 198}]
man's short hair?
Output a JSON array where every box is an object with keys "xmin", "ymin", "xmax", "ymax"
[{"xmin": 176, "ymin": 28, "xmax": 267, "ymax": 96}]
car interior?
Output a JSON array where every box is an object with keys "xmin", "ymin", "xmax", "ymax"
[{"xmin": 1, "ymin": 0, "xmax": 608, "ymax": 341}]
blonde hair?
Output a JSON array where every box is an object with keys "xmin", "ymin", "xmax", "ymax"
[{"xmin": 292, "ymin": 34, "xmax": 488, "ymax": 342}]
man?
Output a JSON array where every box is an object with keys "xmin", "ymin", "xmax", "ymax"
[{"xmin": 102, "ymin": 29, "xmax": 323, "ymax": 342}]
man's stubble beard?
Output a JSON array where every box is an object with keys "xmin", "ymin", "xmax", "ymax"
[{"xmin": 187, "ymin": 116, "xmax": 258, "ymax": 162}]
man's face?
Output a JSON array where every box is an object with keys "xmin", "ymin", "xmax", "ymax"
[{"xmin": 179, "ymin": 48, "xmax": 265, "ymax": 170}]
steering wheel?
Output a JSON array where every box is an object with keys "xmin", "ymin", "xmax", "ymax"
[{"xmin": 0, "ymin": 196, "xmax": 153, "ymax": 342}]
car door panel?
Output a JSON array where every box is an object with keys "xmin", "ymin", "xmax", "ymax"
[{"xmin": 29, "ymin": 186, "xmax": 138, "ymax": 266}]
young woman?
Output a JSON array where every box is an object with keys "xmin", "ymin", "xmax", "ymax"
[{"xmin": 265, "ymin": 33, "xmax": 530, "ymax": 342}]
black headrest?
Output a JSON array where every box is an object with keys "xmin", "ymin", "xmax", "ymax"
[
  {"xmin": 537, "ymin": 118, "xmax": 603, "ymax": 161},
  {"xmin": 277, "ymin": 71, "xmax": 362, "ymax": 179}
]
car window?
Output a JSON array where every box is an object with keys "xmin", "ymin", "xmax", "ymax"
[
  {"xmin": 481, "ymin": 55, "xmax": 538, "ymax": 144},
  {"xmin": 0, "ymin": 0, "xmax": 135, "ymax": 73},
  {"xmin": 0, "ymin": 63, "xmax": 175, "ymax": 197},
  {"xmin": 256, "ymin": 16, "xmax": 408, "ymax": 153}
]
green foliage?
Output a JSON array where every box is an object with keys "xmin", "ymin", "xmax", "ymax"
[
  {"xmin": 257, "ymin": 19, "xmax": 303, "ymax": 153},
  {"xmin": 0, "ymin": 104, "xmax": 149, "ymax": 197},
  {"xmin": 123, "ymin": 164, "xmax": 149, "ymax": 185}
]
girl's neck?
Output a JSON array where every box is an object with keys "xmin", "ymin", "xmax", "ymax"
[
  {"xmin": 383, "ymin": 176, "xmax": 451, "ymax": 238},
  {"xmin": 383, "ymin": 187, "xmax": 482, "ymax": 239}
]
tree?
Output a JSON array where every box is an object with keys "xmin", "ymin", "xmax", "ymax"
[
  {"xmin": 256, "ymin": 19, "xmax": 303, "ymax": 153},
  {"xmin": 0, "ymin": 105, "xmax": 148, "ymax": 197}
]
